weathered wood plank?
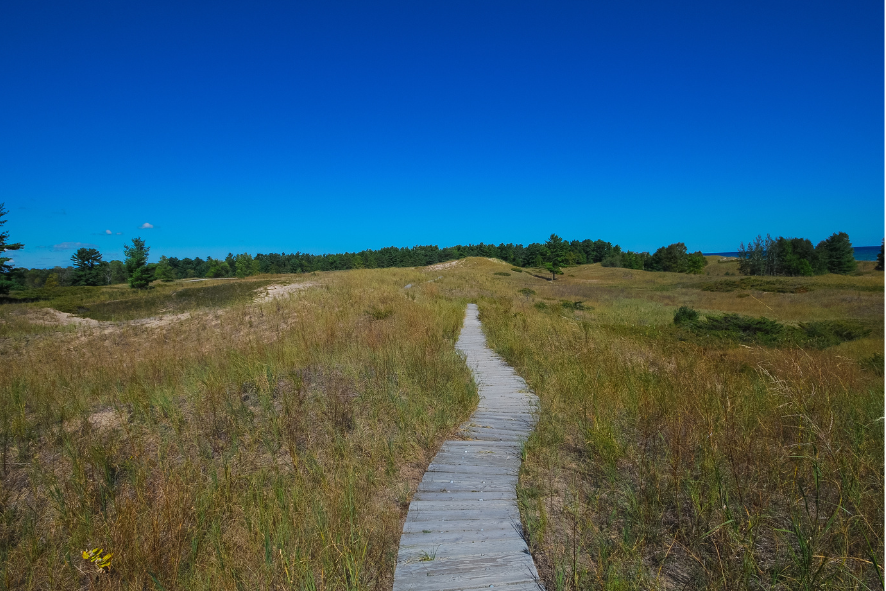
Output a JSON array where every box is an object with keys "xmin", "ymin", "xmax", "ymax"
[{"xmin": 393, "ymin": 304, "xmax": 543, "ymax": 590}]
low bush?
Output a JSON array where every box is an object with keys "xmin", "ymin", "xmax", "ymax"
[
  {"xmin": 673, "ymin": 305, "xmax": 699, "ymax": 325},
  {"xmin": 494, "ymin": 272, "xmax": 511, "ymax": 276},
  {"xmin": 676, "ymin": 310, "xmax": 871, "ymax": 349}
]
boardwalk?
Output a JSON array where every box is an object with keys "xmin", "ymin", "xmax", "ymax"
[{"xmin": 393, "ymin": 304, "xmax": 542, "ymax": 591}]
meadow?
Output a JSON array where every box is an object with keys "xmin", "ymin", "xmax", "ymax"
[{"xmin": 0, "ymin": 257, "xmax": 881, "ymax": 590}]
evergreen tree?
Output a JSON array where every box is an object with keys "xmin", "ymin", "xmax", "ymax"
[
  {"xmin": 155, "ymin": 256, "xmax": 176, "ymax": 282},
  {"xmin": 71, "ymin": 247, "xmax": 104, "ymax": 286},
  {"xmin": 124, "ymin": 237, "xmax": 152, "ymax": 289},
  {"xmin": 543, "ymin": 234, "xmax": 568, "ymax": 280},
  {"xmin": 819, "ymin": 232, "xmax": 856, "ymax": 275},
  {"xmin": 0, "ymin": 203, "xmax": 24, "ymax": 295}
]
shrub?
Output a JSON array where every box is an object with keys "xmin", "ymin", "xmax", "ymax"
[
  {"xmin": 673, "ymin": 306, "xmax": 699, "ymax": 325},
  {"xmin": 510, "ymin": 268, "xmax": 523, "ymax": 273},
  {"xmin": 518, "ymin": 288, "xmax": 536, "ymax": 298},
  {"xmin": 800, "ymin": 320, "xmax": 871, "ymax": 348},
  {"xmin": 494, "ymin": 272, "xmax": 511, "ymax": 276},
  {"xmin": 560, "ymin": 300, "xmax": 586, "ymax": 311}
]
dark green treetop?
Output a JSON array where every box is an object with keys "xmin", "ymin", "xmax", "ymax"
[
  {"xmin": 124, "ymin": 237, "xmax": 152, "ymax": 289},
  {"xmin": 71, "ymin": 247, "xmax": 104, "ymax": 286},
  {"xmin": 543, "ymin": 234, "xmax": 568, "ymax": 280},
  {"xmin": 0, "ymin": 203, "xmax": 24, "ymax": 295}
]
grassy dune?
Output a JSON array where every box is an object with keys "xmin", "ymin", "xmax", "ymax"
[
  {"xmin": 0, "ymin": 258, "xmax": 881, "ymax": 589},
  {"xmin": 0, "ymin": 271, "xmax": 476, "ymax": 589},
  {"xmin": 449, "ymin": 259, "xmax": 883, "ymax": 590}
]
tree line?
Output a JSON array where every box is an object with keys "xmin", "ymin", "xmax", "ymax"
[
  {"xmin": 736, "ymin": 232, "xmax": 869, "ymax": 276},
  {"xmin": 0, "ymin": 203, "xmax": 880, "ymax": 293}
]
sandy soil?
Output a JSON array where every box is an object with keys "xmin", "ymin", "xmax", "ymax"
[
  {"xmin": 254, "ymin": 282, "xmax": 317, "ymax": 303},
  {"xmin": 426, "ymin": 260, "xmax": 462, "ymax": 271}
]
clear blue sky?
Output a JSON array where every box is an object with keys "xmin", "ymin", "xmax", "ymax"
[{"xmin": 2, "ymin": 1, "xmax": 882, "ymax": 268}]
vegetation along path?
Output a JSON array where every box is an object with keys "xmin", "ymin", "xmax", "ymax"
[{"xmin": 393, "ymin": 303, "xmax": 542, "ymax": 591}]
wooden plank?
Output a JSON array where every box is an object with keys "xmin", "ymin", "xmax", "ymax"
[{"xmin": 393, "ymin": 304, "xmax": 542, "ymax": 590}]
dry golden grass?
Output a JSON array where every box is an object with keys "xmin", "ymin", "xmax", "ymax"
[
  {"xmin": 0, "ymin": 269, "xmax": 477, "ymax": 590},
  {"xmin": 0, "ymin": 258, "xmax": 881, "ymax": 590},
  {"xmin": 436, "ymin": 259, "xmax": 883, "ymax": 590}
]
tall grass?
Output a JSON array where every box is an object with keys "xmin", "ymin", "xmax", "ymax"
[
  {"xmin": 0, "ymin": 258, "xmax": 881, "ymax": 590},
  {"xmin": 0, "ymin": 270, "xmax": 476, "ymax": 589},
  {"xmin": 466, "ymin": 262, "xmax": 884, "ymax": 590}
]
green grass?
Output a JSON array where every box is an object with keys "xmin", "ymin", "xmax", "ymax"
[
  {"xmin": 0, "ymin": 259, "xmax": 881, "ymax": 590},
  {"xmin": 1, "ymin": 278, "xmax": 276, "ymax": 321}
]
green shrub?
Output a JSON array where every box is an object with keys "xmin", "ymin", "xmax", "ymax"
[
  {"xmin": 560, "ymin": 300, "xmax": 586, "ymax": 311},
  {"xmin": 494, "ymin": 272, "xmax": 511, "ymax": 276},
  {"xmin": 510, "ymin": 268, "xmax": 523, "ymax": 273},
  {"xmin": 518, "ymin": 288, "xmax": 536, "ymax": 298},
  {"xmin": 800, "ymin": 320, "xmax": 871, "ymax": 348},
  {"xmin": 673, "ymin": 306, "xmax": 699, "ymax": 325}
]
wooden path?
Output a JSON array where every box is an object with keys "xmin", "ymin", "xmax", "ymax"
[{"xmin": 393, "ymin": 304, "xmax": 542, "ymax": 591}]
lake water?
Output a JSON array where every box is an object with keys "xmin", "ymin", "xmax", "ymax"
[{"xmin": 705, "ymin": 246, "xmax": 881, "ymax": 262}]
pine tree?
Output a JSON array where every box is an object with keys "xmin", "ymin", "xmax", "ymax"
[
  {"xmin": 155, "ymin": 256, "xmax": 176, "ymax": 282},
  {"xmin": 71, "ymin": 247, "xmax": 104, "ymax": 286},
  {"xmin": 543, "ymin": 234, "xmax": 567, "ymax": 280},
  {"xmin": 124, "ymin": 237, "xmax": 152, "ymax": 289},
  {"xmin": 0, "ymin": 203, "xmax": 24, "ymax": 295},
  {"xmin": 821, "ymin": 232, "xmax": 856, "ymax": 275}
]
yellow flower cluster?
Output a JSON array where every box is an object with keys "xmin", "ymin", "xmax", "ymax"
[{"xmin": 81, "ymin": 548, "xmax": 112, "ymax": 573}]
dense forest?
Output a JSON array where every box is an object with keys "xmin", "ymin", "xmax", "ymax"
[{"xmin": 0, "ymin": 201, "xmax": 878, "ymax": 291}]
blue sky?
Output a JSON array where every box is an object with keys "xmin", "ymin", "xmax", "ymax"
[{"xmin": 2, "ymin": 1, "xmax": 882, "ymax": 268}]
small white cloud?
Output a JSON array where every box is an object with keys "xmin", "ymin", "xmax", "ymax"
[
  {"xmin": 140, "ymin": 222, "xmax": 154, "ymax": 229},
  {"xmin": 105, "ymin": 229, "xmax": 112, "ymax": 234},
  {"xmin": 116, "ymin": 232, "xmax": 122, "ymax": 235}
]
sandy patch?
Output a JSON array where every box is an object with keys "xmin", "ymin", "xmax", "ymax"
[
  {"xmin": 32, "ymin": 309, "xmax": 104, "ymax": 328},
  {"xmin": 87, "ymin": 408, "xmax": 125, "ymax": 431},
  {"xmin": 131, "ymin": 312, "xmax": 192, "ymax": 328},
  {"xmin": 254, "ymin": 282, "xmax": 316, "ymax": 303},
  {"xmin": 426, "ymin": 260, "xmax": 462, "ymax": 271}
]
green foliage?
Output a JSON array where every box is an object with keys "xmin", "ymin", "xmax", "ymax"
[
  {"xmin": 799, "ymin": 320, "xmax": 871, "ymax": 348},
  {"xmin": 677, "ymin": 310, "xmax": 870, "ymax": 349},
  {"xmin": 235, "ymin": 253, "xmax": 260, "ymax": 278},
  {"xmin": 673, "ymin": 305, "xmax": 699, "ymax": 325},
  {"xmin": 154, "ymin": 256, "xmax": 176, "ymax": 282},
  {"xmin": 559, "ymin": 300, "xmax": 586, "ymax": 311},
  {"xmin": 124, "ymin": 237, "xmax": 151, "ymax": 289},
  {"xmin": 700, "ymin": 278, "xmax": 810, "ymax": 293},
  {"xmin": 685, "ymin": 252, "xmax": 707, "ymax": 274},
  {"xmin": 543, "ymin": 234, "xmax": 568, "ymax": 280},
  {"xmin": 71, "ymin": 247, "xmax": 104, "ymax": 286},
  {"xmin": 648, "ymin": 242, "xmax": 689, "ymax": 272},
  {"xmin": 518, "ymin": 288, "xmax": 536, "ymax": 298},
  {"xmin": 108, "ymin": 260, "xmax": 127, "ymax": 284},
  {"xmin": 0, "ymin": 203, "xmax": 24, "ymax": 295},
  {"xmin": 819, "ymin": 231, "xmax": 857, "ymax": 275},
  {"xmin": 510, "ymin": 267, "xmax": 523, "ymax": 273},
  {"xmin": 205, "ymin": 258, "xmax": 231, "ymax": 278},
  {"xmin": 493, "ymin": 271, "xmax": 511, "ymax": 276},
  {"xmin": 128, "ymin": 265, "xmax": 154, "ymax": 290},
  {"xmin": 739, "ymin": 233, "xmax": 856, "ymax": 276}
]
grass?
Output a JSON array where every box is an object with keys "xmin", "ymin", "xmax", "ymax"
[
  {"xmin": 0, "ymin": 270, "xmax": 477, "ymax": 589},
  {"xmin": 0, "ymin": 258, "xmax": 881, "ymax": 590},
  {"xmin": 1, "ymin": 277, "xmax": 279, "ymax": 322},
  {"xmin": 457, "ymin": 260, "xmax": 883, "ymax": 590}
]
